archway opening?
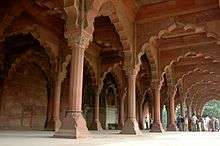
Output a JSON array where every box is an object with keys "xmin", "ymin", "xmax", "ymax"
[
  {"xmin": 0, "ymin": 34, "xmax": 51, "ymax": 130},
  {"xmin": 162, "ymin": 105, "xmax": 168, "ymax": 130},
  {"xmin": 99, "ymin": 73, "xmax": 118, "ymax": 130},
  {"xmin": 82, "ymin": 60, "xmax": 96, "ymax": 130},
  {"xmin": 136, "ymin": 54, "xmax": 153, "ymax": 130}
]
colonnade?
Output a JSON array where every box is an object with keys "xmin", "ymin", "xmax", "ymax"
[{"xmin": 41, "ymin": 26, "xmax": 169, "ymax": 138}]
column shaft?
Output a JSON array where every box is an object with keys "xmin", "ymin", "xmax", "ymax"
[
  {"xmin": 46, "ymin": 79, "xmax": 62, "ymax": 131},
  {"xmin": 150, "ymin": 84, "xmax": 163, "ymax": 132},
  {"xmin": 55, "ymin": 43, "xmax": 89, "ymax": 138},
  {"xmin": 118, "ymin": 98, "xmax": 125, "ymax": 129},
  {"xmin": 121, "ymin": 70, "xmax": 141, "ymax": 134},
  {"xmin": 91, "ymin": 94, "xmax": 102, "ymax": 130},
  {"xmin": 167, "ymin": 95, "xmax": 177, "ymax": 131}
]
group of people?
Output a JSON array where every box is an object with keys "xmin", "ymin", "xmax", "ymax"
[{"xmin": 176, "ymin": 114, "xmax": 220, "ymax": 132}]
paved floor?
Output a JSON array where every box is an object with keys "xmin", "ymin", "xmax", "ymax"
[{"xmin": 0, "ymin": 130, "xmax": 220, "ymax": 146}]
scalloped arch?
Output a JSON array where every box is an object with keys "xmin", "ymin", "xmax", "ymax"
[
  {"xmin": 139, "ymin": 22, "xmax": 218, "ymax": 93},
  {"xmin": 97, "ymin": 63, "xmax": 124, "ymax": 98},
  {"xmin": 86, "ymin": 0, "xmax": 132, "ymax": 50},
  {"xmin": 3, "ymin": 25, "xmax": 58, "ymax": 65}
]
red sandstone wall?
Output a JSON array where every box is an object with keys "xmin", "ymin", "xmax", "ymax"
[{"xmin": 0, "ymin": 65, "xmax": 48, "ymax": 130}]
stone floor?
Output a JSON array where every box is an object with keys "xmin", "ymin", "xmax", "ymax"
[{"xmin": 0, "ymin": 130, "xmax": 220, "ymax": 146}]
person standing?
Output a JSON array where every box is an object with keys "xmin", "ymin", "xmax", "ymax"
[
  {"xmin": 192, "ymin": 114, "xmax": 198, "ymax": 131},
  {"xmin": 177, "ymin": 114, "xmax": 182, "ymax": 131}
]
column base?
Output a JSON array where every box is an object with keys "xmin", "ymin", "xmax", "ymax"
[
  {"xmin": 150, "ymin": 121, "xmax": 164, "ymax": 132},
  {"xmin": 45, "ymin": 118, "xmax": 61, "ymax": 131},
  {"xmin": 90, "ymin": 119, "xmax": 103, "ymax": 131},
  {"xmin": 54, "ymin": 111, "xmax": 89, "ymax": 139},
  {"xmin": 167, "ymin": 123, "xmax": 177, "ymax": 131},
  {"xmin": 118, "ymin": 122, "xmax": 124, "ymax": 130},
  {"xmin": 120, "ymin": 118, "xmax": 141, "ymax": 135}
]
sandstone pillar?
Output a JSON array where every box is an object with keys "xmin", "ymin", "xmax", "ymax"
[
  {"xmin": 121, "ymin": 69, "xmax": 141, "ymax": 134},
  {"xmin": 139, "ymin": 99, "xmax": 145, "ymax": 130},
  {"xmin": 180, "ymin": 100, "xmax": 186, "ymax": 117},
  {"xmin": 45, "ymin": 81, "xmax": 55, "ymax": 130},
  {"xmin": 150, "ymin": 81, "xmax": 164, "ymax": 132},
  {"xmin": 47, "ymin": 56, "xmax": 71, "ymax": 131},
  {"xmin": 91, "ymin": 94, "xmax": 102, "ymax": 130},
  {"xmin": 167, "ymin": 93, "xmax": 177, "ymax": 131},
  {"xmin": 45, "ymin": 80, "xmax": 60, "ymax": 131},
  {"xmin": 187, "ymin": 102, "xmax": 192, "ymax": 131},
  {"xmin": 54, "ymin": 30, "xmax": 92, "ymax": 138},
  {"xmin": 181, "ymin": 100, "xmax": 188, "ymax": 131},
  {"xmin": 118, "ymin": 88, "xmax": 127, "ymax": 129},
  {"xmin": 187, "ymin": 103, "xmax": 192, "ymax": 117},
  {"xmin": 118, "ymin": 97, "xmax": 125, "ymax": 129}
]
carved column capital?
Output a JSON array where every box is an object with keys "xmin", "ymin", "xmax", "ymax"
[
  {"xmin": 151, "ymin": 80, "xmax": 160, "ymax": 89},
  {"xmin": 65, "ymin": 29, "xmax": 93, "ymax": 50}
]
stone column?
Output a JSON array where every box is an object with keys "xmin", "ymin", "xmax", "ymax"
[
  {"xmin": 180, "ymin": 100, "xmax": 186, "ymax": 117},
  {"xmin": 47, "ymin": 56, "xmax": 71, "ymax": 131},
  {"xmin": 186, "ymin": 102, "xmax": 192, "ymax": 131},
  {"xmin": 118, "ymin": 94, "xmax": 125, "ymax": 129},
  {"xmin": 187, "ymin": 102, "xmax": 192, "ymax": 118},
  {"xmin": 91, "ymin": 93, "xmax": 102, "ymax": 130},
  {"xmin": 139, "ymin": 97, "xmax": 145, "ymax": 130},
  {"xmin": 150, "ymin": 81, "xmax": 164, "ymax": 132},
  {"xmin": 181, "ymin": 99, "xmax": 188, "ymax": 131},
  {"xmin": 45, "ymin": 85, "xmax": 54, "ymax": 130},
  {"xmin": 166, "ymin": 105, "xmax": 171, "ymax": 129},
  {"xmin": 167, "ymin": 92, "xmax": 177, "ymax": 131},
  {"xmin": 121, "ymin": 69, "xmax": 141, "ymax": 134},
  {"xmin": 54, "ymin": 30, "xmax": 92, "ymax": 138}
]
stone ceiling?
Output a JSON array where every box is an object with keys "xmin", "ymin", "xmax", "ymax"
[{"xmin": 135, "ymin": 0, "xmax": 170, "ymax": 6}]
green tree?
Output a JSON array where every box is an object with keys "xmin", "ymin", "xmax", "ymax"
[{"xmin": 203, "ymin": 100, "xmax": 220, "ymax": 120}]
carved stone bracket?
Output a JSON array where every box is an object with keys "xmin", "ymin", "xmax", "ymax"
[
  {"xmin": 123, "ymin": 51, "xmax": 139, "ymax": 77},
  {"xmin": 65, "ymin": 29, "xmax": 93, "ymax": 50},
  {"xmin": 58, "ymin": 55, "xmax": 72, "ymax": 82}
]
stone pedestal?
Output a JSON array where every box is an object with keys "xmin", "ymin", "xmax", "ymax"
[
  {"xmin": 121, "ymin": 69, "xmax": 141, "ymax": 134},
  {"xmin": 46, "ymin": 118, "xmax": 61, "ymax": 132},
  {"xmin": 151, "ymin": 120, "xmax": 164, "ymax": 132},
  {"xmin": 54, "ymin": 111, "xmax": 88, "ymax": 138},
  {"xmin": 167, "ymin": 123, "xmax": 177, "ymax": 131},
  {"xmin": 121, "ymin": 118, "xmax": 141, "ymax": 134},
  {"xmin": 91, "ymin": 120, "xmax": 102, "ymax": 131}
]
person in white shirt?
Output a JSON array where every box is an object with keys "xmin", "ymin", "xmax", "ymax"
[
  {"xmin": 192, "ymin": 114, "xmax": 198, "ymax": 131},
  {"xmin": 204, "ymin": 115, "xmax": 210, "ymax": 131}
]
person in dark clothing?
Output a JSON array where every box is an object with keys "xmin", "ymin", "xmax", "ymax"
[{"xmin": 177, "ymin": 114, "xmax": 183, "ymax": 131}]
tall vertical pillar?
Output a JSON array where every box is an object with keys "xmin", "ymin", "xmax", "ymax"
[
  {"xmin": 180, "ymin": 100, "xmax": 186, "ymax": 117},
  {"xmin": 186, "ymin": 102, "xmax": 192, "ymax": 131},
  {"xmin": 167, "ymin": 93, "xmax": 177, "ymax": 131},
  {"xmin": 121, "ymin": 69, "xmax": 141, "ymax": 134},
  {"xmin": 45, "ymin": 84, "xmax": 54, "ymax": 130},
  {"xmin": 181, "ymin": 100, "xmax": 187, "ymax": 131},
  {"xmin": 139, "ymin": 103, "xmax": 144, "ymax": 130},
  {"xmin": 150, "ymin": 81, "xmax": 164, "ymax": 132},
  {"xmin": 47, "ymin": 56, "xmax": 71, "ymax": 131},
  {"xmin": 118, "ymin": 93, "xmax": 126, "ymax": 129},
  {"xmin": 91, "ymin": 93, "xmax": 102, "ymax": 130},
  {"xmin": 187, "ymin": 102, "xmax": 192, "ymax": 118},
  {"xmin": 45, "ymin": 79, "xmax": 60, "ymax": 131},
  {"xmin": 54, "ymin": 29, "xmax": 92, "ymax": 138}
]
